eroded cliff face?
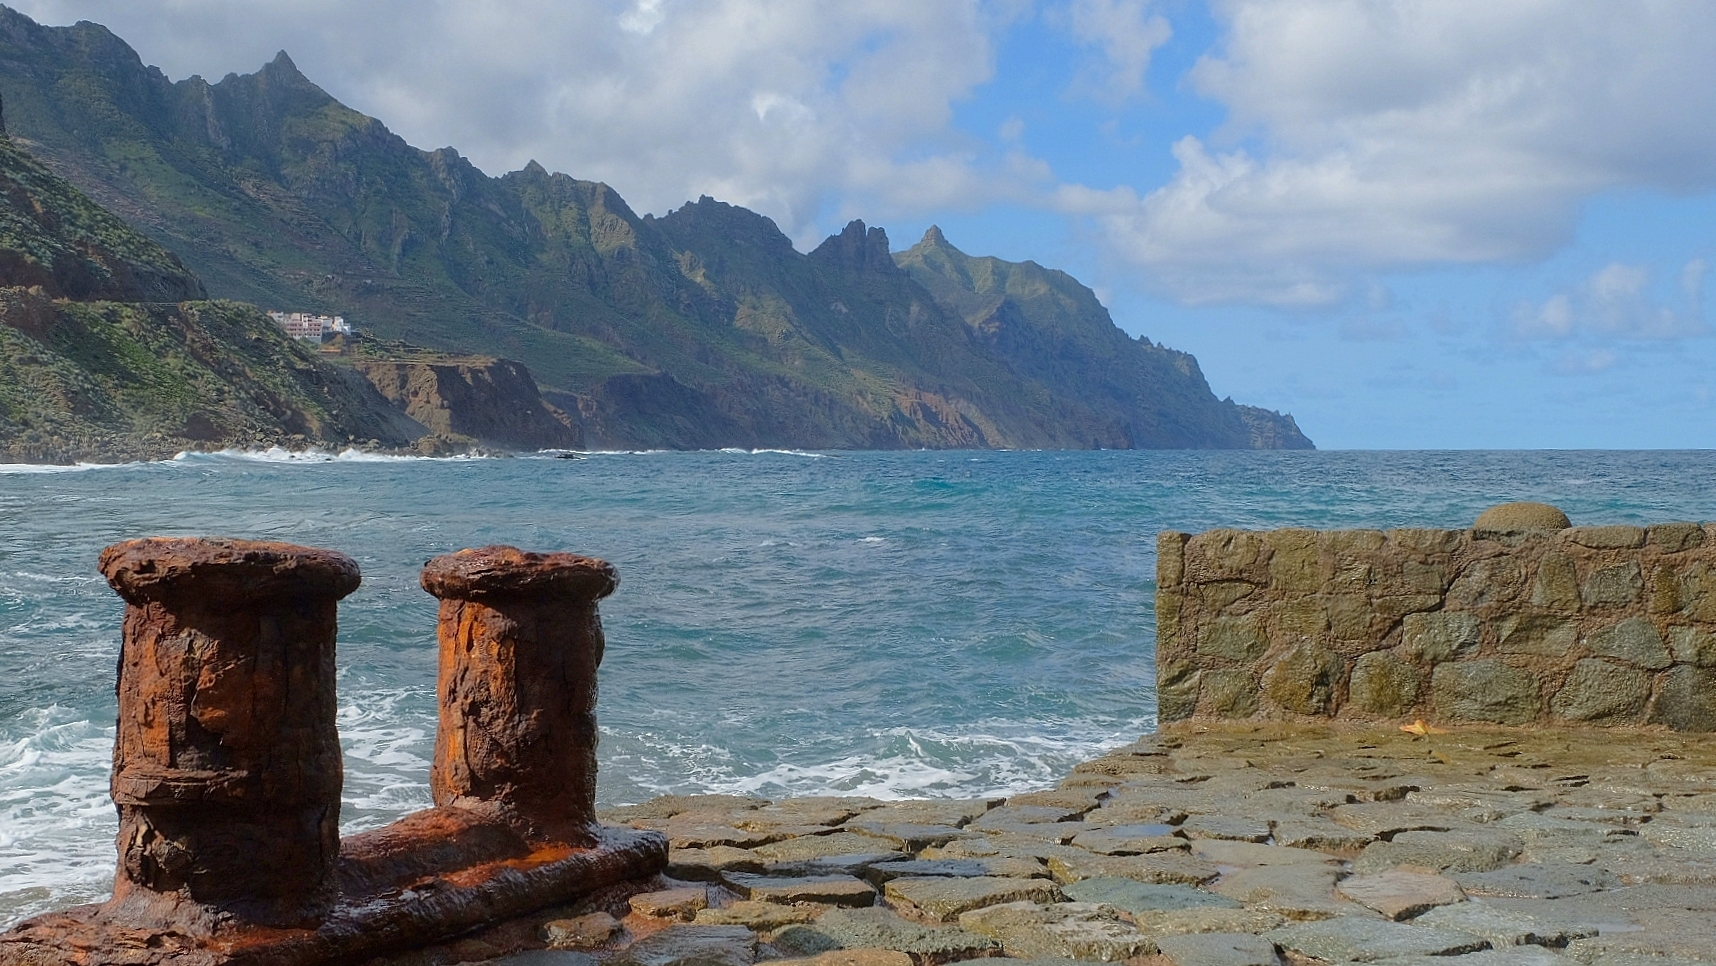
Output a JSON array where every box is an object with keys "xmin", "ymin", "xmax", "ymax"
[{"xmin": 353, "ymin": 357, "xmax": 581, "ymax": 452}]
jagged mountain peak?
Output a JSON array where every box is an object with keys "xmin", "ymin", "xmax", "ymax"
[{"xmin": 810, "ymin": 219, "xmax": 898, "ymax": 277}]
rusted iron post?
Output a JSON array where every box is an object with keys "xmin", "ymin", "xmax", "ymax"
[
  {"xmin": 420, "ymin": 546, "xmax": 616, "ymax": 843},
  {"xmin": 96, "ymin": 538, "xmax": 360, "ymax": 930}
]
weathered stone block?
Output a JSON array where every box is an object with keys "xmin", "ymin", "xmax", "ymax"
[
  {"xmin": 1261, "ymin": 642, "xmax": 1343, "ymax": 714},
  {"xmin": 1402, "ymin": 560, "xmax": 1449, "ymax": 595},
  {"xmin": 1325, "ymin": 529, "xmax": 1388, "ymax": 554},
  {"xmin": 1200, "ymin": 670, "xmax": 1259, "ymax": 718},
  {"xmin": 1157, "ymin": 531, "xmax": 1189, "ymax": 588},
  {"xmin": 1349, "ymin": 651, "xmax": 1420, "ymax": 717},
  {"xmin": 1585, "ymin": 617, "xmax": 1671, "ymax": 669},
  {"xmin": 1155, "ymin": 590, "xmax": 1183, "ymax": 658},
  {"xmin": 1650, "ymin": 522, "xmax": 1706, "ymax": 553},
  {"xmin": 1566, "ymin": 525, "xmax": 1646, "ymax": 549},
  {"xmin": 1156, "ymin": 661, "xmax": 1199, "ymax": 723},
  {"xmin": 1497, "ymin": 614, "xmax": 1575, "ymax": 656},
  {"xmin": 1402, "ymin": 611, "xmax": 1480, "ymax": 664},
  {"xmin": 1186, "ymin": 530, "xmax": 1268, "ymax": 584},
  {"xmin": 1269, "ymin": 599, "xmax": 1327, "ymax": 640},
  {"xmin": 1531, "ymin": 553, "xmax": 1581, "ymax": 609},
  {"xmin": 1198, "ymin": 615, "xmax": 1266, "ymax": 662},
  {"xmin": 1550, "ymin": 659, "xmax": 1651, "ymax": 724},
  {"xmin": 1197, "ymin": 580, "xmax": 1259, "ymax": 613},
  {"xmin": 1266, "ymin": 529, "xmax": 1320, "ymax": 593},
  {"xmin": 1387, "ymin": 528, "xmax": 1462, "ymax": 554},
  {"xmin": 1326, "ymin": 594, "xmax": 1374, "ymax": 640},
  {"xmin": 1668, "ymin": 625, "xmax": 1716, "ymax": 666},
  {"xmin": 1649, "ymin": 565, "xmax": 1681, "ymax": 614},
  {"xmin": 1432, "ymin": 660, "xmax": 1542, "ymax": 725},
  {"xmin": 1677, "ymin": 562, "xmax": 1716, "ymax": 621},
  {"xmin": 1372, "ymin": 595, "xmax": 1444, "ymax": 626},
  {"xmin": 1582, "ymin": 561, "xmax": 1643, "ymax": 607},
  {"xmin": 1326, "ymin": 560, "xmax": 1374, "ymax": 593},
  {"xmin": 1647, "ymin": 666, "xmax": 1716, "ymax": 732},
  {"xmin": 1449, "ymin": 557, "xmax": 1524, "ymax": 607}
]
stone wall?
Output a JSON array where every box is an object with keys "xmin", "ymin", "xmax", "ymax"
[{"xmin": 1155, "ymin": 515, "xmax": 1716, "ymax": 731}]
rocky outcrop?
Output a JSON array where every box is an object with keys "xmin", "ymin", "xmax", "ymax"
[
  {"xmin": 1157, "ymin": 505, "xmax": 1716, "ymax": 730},
  {"xmin": 352, "ymin": 356, "xmax": 581, "ymax": 451}
]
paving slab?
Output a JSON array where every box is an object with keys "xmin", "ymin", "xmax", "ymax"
[
  {"xmin": 630, "ymin": 888, "xmax": 711, "ymax": 920},
  {"xmin": 1210, "ymin": 864, "xmax": 1361, "ymax": 921},
  {"xmin": 669, "ymin": 846, "xmax": 768, "ymax": 880},
  {"xmin": 719, "ymin": 872, "xmax": 876, "ymax": 907},
  {"xmin": 1268, "ymin": 816, "xmax": 1376, "ymax": 853},
  {"xmin": 1191, "ymin": 839, "xmax": 1340, "ymax": 868},
  {"xmin": 1353, "ymin": 828, "xmax": 1525, "ymax": 874},
  {"xmin": 694, "ymin": 901, "xmax": 821, "ymax": 929},
  {"xmin": 1336, "ymin": 869, "xmax": 1466, "ymax": 920},
  {"xmin": 882, "ymin": 875, "xmax": 1062, "ymax": 921},
  {"xmin": 957, "ymin": 900, "xmax": 1157, "ymax": 960},
  {"xmin": 614, "ymin": 925, "xmax": 758, "ymax": 966},
  {"xmin": 1044, "ymin": 848, "xmax": 1218, "ymax": 885},
  {"xmin": 1067, "ymin": 824, "xmax": 1183, "ymax": 855},
  {"xmin": 1060, "ymin": 877, "xmax": 1241, "ymax": 913},
  {"xmin": 765, "ymin": 951, "xmax": 912, "ymax": 966},
  {"xmin": 1412, "ymin": 901, "xmax": 1596, "ymax": 949},
  {"xmin": 541, "ymin": 912, "xmax": 622, "ymax": 948},
  {"xmin": 1129, "ymin": 907, "xmax": 1287, "ymax": 936},
  {"xmin": 1179, "ymin": 815, "xmax": 1273, "ymax": 843},
  {"xmin": 1359, "ymin": 949, "xmax": 1566, "ymax": 966},
  {"xmin": 768, "ymin": 953, "xmax": 919, "ymax": 966},
  {"xmin": 1268, "ymin": 916, "xmax": 1491, "ymax": 962},
  {"xmin": 485, "ymin": 952, "xmax": 599, "ymax": 966},
  {"xmin": 860, "ymin": 857, "xmax": 1044, "ymax": 885},
  {"xmin": 784, "ymin": 907, "xmax": 998, "ymax": 964},
  {"xmin": 1152, "ymin": 931, "xmax": 1281, "ymax": 966},
  {"xmin": 1452, "ymin": 862, "xmax": 1619, "ymax": 899},
  {"xmin": 765, "ymin": 852, "xmax": 912, "ymax": 877},
  {"xmin": 844, "ymin": 822, "xmax": 971, "ymax": 852},
  {"xmin": 754, "ymin": 833, "xmax": 910, "ymax": 862}
]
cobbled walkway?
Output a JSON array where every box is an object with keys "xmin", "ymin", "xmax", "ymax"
[{"xmin": 370, "ymin": 724, "xmax": 1716, "ymax": 966}]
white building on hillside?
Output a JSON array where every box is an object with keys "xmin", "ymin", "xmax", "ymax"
[{"xmin": 268, "ymin": 311, "xmax": 353, "ymax": 342}]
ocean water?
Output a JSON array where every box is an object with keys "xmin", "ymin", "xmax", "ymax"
[{"xmin": 2, "ymin": 447, "xmax": 1714, "ymax": 926}]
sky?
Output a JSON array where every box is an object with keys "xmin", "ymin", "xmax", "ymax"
[{"xmin": 14, "ymin": 0, "xmax": 1716, "ymax": 449}]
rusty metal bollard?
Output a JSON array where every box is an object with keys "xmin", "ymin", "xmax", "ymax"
[
  {"xmin": 97, "ymin": 538, "xmax": 360, "ymax": 929},
  {"xmin": 420, "ymin": 546, "xmax": 615, "ymax": 844}
]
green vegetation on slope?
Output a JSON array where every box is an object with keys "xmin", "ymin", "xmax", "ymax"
[
  {"xmin": 0, "ymin": 6, "xmax": 1311, "ymax": 450},
  {"xmin": 0, "ymin": 112, "xmax": 425, "ymax": 461}
]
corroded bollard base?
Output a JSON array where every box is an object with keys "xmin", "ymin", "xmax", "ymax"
[{"xmin": 0, "ymin": 823, "xmax": 665, "ymax": 966}]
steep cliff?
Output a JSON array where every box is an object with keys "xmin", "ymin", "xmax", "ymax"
[{"xmin": 352, "ymin": 353, "xmax": 581, "ymax": 451}]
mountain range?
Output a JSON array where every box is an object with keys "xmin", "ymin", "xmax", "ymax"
[{"xmin": 0, "ymin": 6, "xmax": 1311, "ymax": 453}]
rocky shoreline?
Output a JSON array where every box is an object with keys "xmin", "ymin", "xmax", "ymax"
[{"xmin": 365, "ymin": 722, "xmax": 1716, "ymax": 966}]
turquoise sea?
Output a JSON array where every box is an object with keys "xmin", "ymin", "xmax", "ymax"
[{"xmin": 3, "ymin": 447, "xmax": 1714, "ymax": 926}]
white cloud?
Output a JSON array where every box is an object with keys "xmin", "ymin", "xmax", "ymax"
[
  {"xmin": 1067, "ymin": 0, "xmax": 1716, "ymax": 304},
  {"xmin": 1512, "ymin": 259, "xmax": 1709, "ymax": 344},
  {"xmin": 13, "ymin": 0, "xmax": 1030, "ymax": 246},
  {"xmin": 1058, "ymin": 0, "xmax": 1172, "ymax": 104}
]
